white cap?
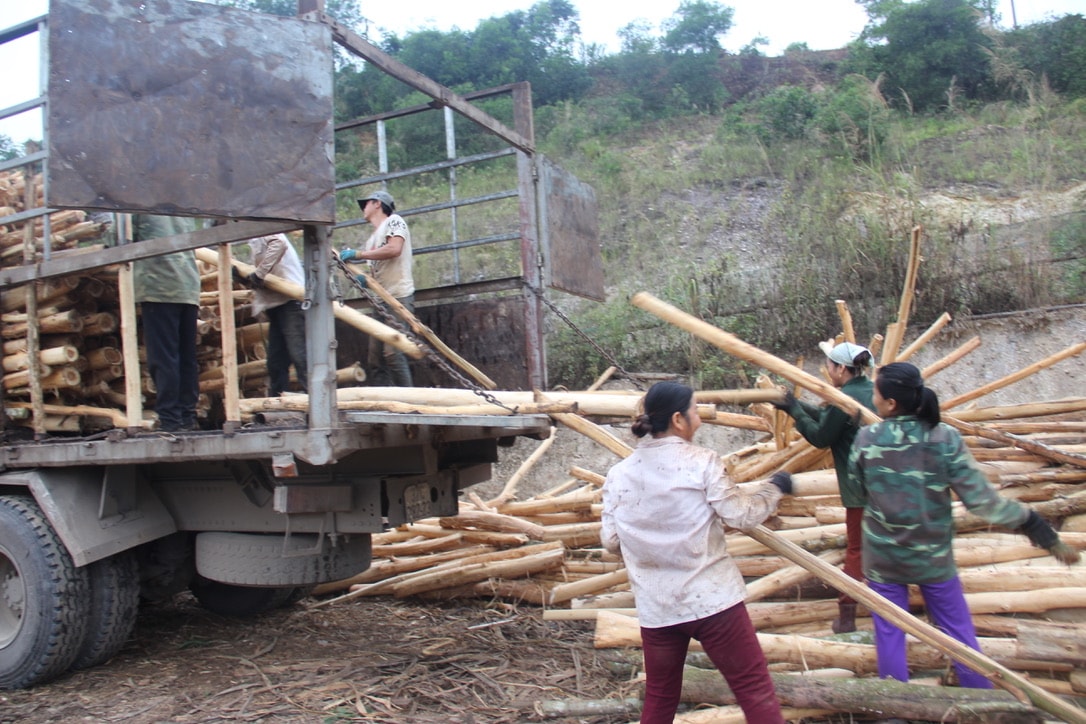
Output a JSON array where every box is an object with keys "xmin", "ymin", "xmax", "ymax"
[{"xmin": 818, "ymin": 340, "xmax": 872, "ymax": 368}]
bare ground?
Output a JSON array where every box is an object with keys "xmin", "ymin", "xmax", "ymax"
[
  {"xmin": 4, "ymin": 307, "xmax": 1083, "ymax": 724},
  {"xmin": 0, "ymin": 594, "xmax": 634, "ymax": 724}
]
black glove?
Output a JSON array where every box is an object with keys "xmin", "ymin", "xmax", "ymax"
[
  {"xmin": 249, "ymin": 273, "xmax": 266, "ymax": 289},
  {"xmin": 769, "ymin": 471, "xmax": 793, "ymax": 495},
  {"xmin": 231, "ymin": 266, "xmax": 248, "ymax": 287},
  {"xmin": 1019, "ymin": 510, "xmax": 1058, "ymax": 550},
  {"xmin": 771, "ymin": 390, "xmax": 796, "ymax": 412}
]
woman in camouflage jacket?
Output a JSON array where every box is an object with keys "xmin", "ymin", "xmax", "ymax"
[{"xmin": 848, "ymin": 362, "xmax": 1080, "ymax": 688}]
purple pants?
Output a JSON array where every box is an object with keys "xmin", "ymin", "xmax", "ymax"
[
  {"xmin": 639, "ymin": 603, "xmax": 784, "ymax": 724},
  {"xmin": 868, "ymin": 577, "xmax": 992, "ymax": 689}
]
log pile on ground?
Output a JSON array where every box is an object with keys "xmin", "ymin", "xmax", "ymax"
[{"xmin": 312, "ymin": 229, "xmax": 1086, "ymax": 722}]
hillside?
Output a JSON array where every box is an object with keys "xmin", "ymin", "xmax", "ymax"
[{"xmin": 538, "ymin": 103, "xmax": 1086, "ymax": 389}]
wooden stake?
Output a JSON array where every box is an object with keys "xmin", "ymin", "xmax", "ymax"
[
  {"xmin": 897, "ymin": 311, "xmax": 951, "ymax": 362},
  {"xmin": 835, "ymin": 299, "xmax": 855, "ymax": 343}
]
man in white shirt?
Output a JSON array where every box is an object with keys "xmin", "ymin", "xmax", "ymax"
[{"xmin": 337, "ymin": 190, "xmax": 414, "ymax": 386}]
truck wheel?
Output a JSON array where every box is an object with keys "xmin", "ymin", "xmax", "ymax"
[
  {"xmin": 0, "ymin": 495, "xmax": 90, "ymax": 689},
  {"xmin": 195, "ymin": 532, "xmax": 370, "ymax": 586},
  {"xmin": 189, "ymin": 577, "xmax": 295, "ymax": 618},
  {"xmin": 71, "ymin": 551, "xmax": 139, "ymax": 670}
]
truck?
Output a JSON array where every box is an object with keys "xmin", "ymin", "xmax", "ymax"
[{"xmin": 0, "ymin": 0, "xmax": 602, "ymax": 689}]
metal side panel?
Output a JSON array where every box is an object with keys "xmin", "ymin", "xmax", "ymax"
[
  {"xmin": 18, "ymin": 466, "xmax": 177, "ymax": 567},
  {"xmin": 47, "ymin": 0, "xmax": 335, "ymax": 222}
]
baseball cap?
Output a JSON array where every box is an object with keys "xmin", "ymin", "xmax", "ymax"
[
  {"xmin": 818, "ymin": 340, "xmax": 872, "ymax": 367},
  {"xmin": 357, "ymin": 190, "xmax": 395, "ymax": 211}
]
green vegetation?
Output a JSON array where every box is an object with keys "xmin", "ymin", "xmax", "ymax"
[{"xmin": 211, "ymin": 0, "xmax": 1086, "ymax": 389}]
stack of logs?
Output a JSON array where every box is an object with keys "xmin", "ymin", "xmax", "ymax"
[
  {"xmin": 307, "ymin": 231, "xmax": 1086, "ymax": 722},
  {"xmin": 1, "ymin": 169, "xmax": 366, "ymax": 432}
]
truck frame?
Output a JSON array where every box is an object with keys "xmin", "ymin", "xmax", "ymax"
[{"xmin": 0, "ymin": 0, "xmax": 600, "ymax": 689}]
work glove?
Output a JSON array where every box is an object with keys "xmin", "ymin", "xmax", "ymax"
[
  {"xmin": 231, "ymin": 267, "xmax": 253, "ymax": 288},
  {"xmin": 249, "ymin": 273, "xmax": 266, "ymax": 289},
  {"xmin": 1019, "ymin": 510, "xmax": 1079, "ymax": 564},
  {"xmin": 771, "ymin": 390, "xmax": 796, "ymax": 412},
  {"xmin": 354, "ymin": 274, "xmax": 368, "ymax": 289},
  {"xmin": 338, "ymin": 248, "xmax": 358, "ymax": 262},
  {"xmin": 768, "ymin": 470, "xmax": 793, "ymax": 495}
]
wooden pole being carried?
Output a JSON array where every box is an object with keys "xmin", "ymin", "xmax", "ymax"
[
  {"xmin": 350, "ymin": 265, "xmax": 497, "ymax": 389},
  {"xmin": 743, "ymin": 525, "xmax": 1086, "ymax": 724},
  {"xmin": 630, "ymin": 292, "xmax": 879, "ymax": 425},
  {"xmin": 193, "ymin": 248, "xmax": 423, "ymax": 360}
]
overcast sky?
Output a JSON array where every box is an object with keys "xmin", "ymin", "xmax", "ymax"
[{"xmin": 2, "ymin": 0, "xmax": 1082, "ymax": 142}]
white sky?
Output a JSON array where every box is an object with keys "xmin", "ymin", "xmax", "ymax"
[{"xmin": 2, "ymin": 0, "xmax": 1082, "ymax": 143}]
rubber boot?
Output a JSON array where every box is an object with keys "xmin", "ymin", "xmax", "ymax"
[{"xmin": 832, "ymin": 603, "xmax": 857, "ymax": 634}]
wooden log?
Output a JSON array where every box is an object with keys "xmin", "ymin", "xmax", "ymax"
[
  {"xmin": 880, "ymin": 225, "xmax": 923, "ymax": 365},
  {"xmin": 630, "ymin": 292, "xmax": 878, "ymax": 424},
  {"xmin": 744, "ymin": 549, "xmax": 846, "ymax": 603},
  {"xmin": 1, "ymin": 310, "xmax": 83, "ymax": 338},
  {"xmin": 835, "ymin": 299, "xmax": 855, "ymax": 343},
  {"xmin": 83, "ymin": 346, "xmax": 123, "ymax": 370},
  {"xmin": 80, "ymin": 311, "xmax": 118, "ymax": 336},
  {"xmin": 943, "ymin": 342, "xmax": 1086, "ymax": 411},
  {"xmin": 549, "ymin": 568, "xmax": 629, "ymax": 605},
  {"xmin": 971, "ymin": 617, "xmax": 1086, "ymax": 667},
  {"xmin": 951, "ymin": 397, "xmax": 1086, "ymax": 425},
  {"xmin": 741, "ymin": 526, "xmax": 1086, "ymax": 724},
  {"xmin": 702, "ymin": 410, "xmax": 771, "ymax": 432},
  {"xmin": 1, "ymin": 344, "xmax": 79, "ymax": 372},
  {"xmin": 370, "ymin": 532, "xmax": 464, "ymax": 558},
  {"xmin": 922, "ymin": 335, "xmax": 982, "ymax": 379},
  {"xmin": 334, "ymin": 362, "xmax": 367, "ymax": 385},
  {"xmin": 437, "ymin": 510, "xmax": 549, "ymax": 540},
  {"xmin": 694, "ymin": 389, "xmax": 780, "ymax": 405},
  {"xmin": 4, "ymin": 401, "xmax": 131, "ymax": 428},
  {"xmin": 897, "ymin": 311, "xmax": 952, "ymax": 362},
  {"xmin": 310, "ymin": 544, "xmax": 496, "ymax": 595},
  {"xmin": 390, "ymin": 541, "xmax": 565, "ymax": 598},
  {"xmin": 485, "ymin": 426, "xmax": 556, "ymax": 507},
  {"xmin": 585, "ymin": 365, "xmax": 617, "ymax": 391},
  {"xmin": 496, "ymin": 488, "xmax": 599, "ymax": 517},
  {"xmin": 404, "ymin": 523, "xmax": 529, "ymax": 547},
  {"xmin": 679, "ymin": 666, "xmax": 1044, "ymax": 723},
  {"xmin": 351, "ymin": 267, "xmax": 497, "ymax": 389},
  {"xmin": 194, "ymin": 247, "xmax": 423, "ymax": 359}
]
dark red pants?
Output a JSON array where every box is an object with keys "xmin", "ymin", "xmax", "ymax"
[
  {"xmin": 639, "ymin": 603, "xmax": 784, "ymax": 724},
  {"xmin": 840, "ymin": 506, "xmax": 865, "ymax": 605}
]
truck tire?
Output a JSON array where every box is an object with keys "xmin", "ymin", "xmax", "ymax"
[
  {"xmin": 71, "ymin": 551, "xmax": 139, "ymax": 670},
  {"xmin": 195, "ymin": 532, "xmax": 370, "ymax": 586},
  {"xmin": 189, "ymin": 577, "xmax": 297, "ymax": 618},
  {"xmin": 0, "ymin": 495, "xmax": 90, "ymax": 689}
]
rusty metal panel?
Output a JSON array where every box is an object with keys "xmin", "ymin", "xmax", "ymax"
[
  {"xmin": 415, "ymin": 298, "xmax": 530, "ymax": 390},
  {"xmin": 46, "ymin": 0, "xmax": 335, "ymax": 223},
  {"xmin": 539, "ymin": 155, "xmax": 604, "ymax": 301}
]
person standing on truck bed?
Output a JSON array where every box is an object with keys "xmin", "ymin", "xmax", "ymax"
[
  {"xmin": 233, "ymin": 233, "xmax": 308, "ymax": 396},
  {"xmin": 337, "ymin": 190, "xmax": 414, "ymax": 386},
  {"xmin": 132, "ymin": 214, "xmax": 201, "ymax": 432}
]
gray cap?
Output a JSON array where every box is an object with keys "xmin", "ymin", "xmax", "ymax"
[
  {"xmin": 818, "ymin": 340, "xmax": 872, "ymax": 368},
  {"xmin": 358, "ymin": 189, "xmax": 395, "ymax": 211}
]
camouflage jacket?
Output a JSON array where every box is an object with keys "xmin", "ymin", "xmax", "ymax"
[
  {"xmin": 787, "ymin": 375, "xmax": 874, "ymax": 508},
  {"xmin": 848, "ymin": 416, "xmax": 1029, "ymax": 584}
]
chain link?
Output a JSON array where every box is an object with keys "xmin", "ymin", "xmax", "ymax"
[
  {"xmin": 332, "ymin": 257, "xmax": 520, "ymax": 413},
  {"xmin": 523, "ymin": 282, "xmax": 644, "ymax": 391}
]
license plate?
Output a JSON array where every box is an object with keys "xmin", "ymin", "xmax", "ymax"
[{"xmin": 403, "ymin": 483, "xmax": 431, "ymax": 522}]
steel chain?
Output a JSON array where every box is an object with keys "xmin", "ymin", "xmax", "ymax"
[
  {"xmin": 523, "ymin": 282, "xmax": 644, "ymax": 391},
  {"xmin": 332, "ymin": 257, "xmax": 520, "ymax": 413}
]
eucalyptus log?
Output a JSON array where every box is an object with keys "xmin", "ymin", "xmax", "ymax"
[
  {"xmin": 679, "ymin": 666, "xmax": 1043, "ymax": 723},
  {"xmin": 897, "ymin": 311, "xmax": 952, "ymax": 362},
  {"xmin": 351, "ymin": 267, "xmax": 497, "ymax": 389},
  {"xmin": 194, "ymin": 247, "xmax": 423, "ymax": 359},
  {"xmin": 310, "ymin": 544, "xmax": 496, "ymax": 595},
  {"xmin": 437, "ymin": 510, "xmax": 548, "ymax": 540},
  {"xmin": 943, "ymin": 342, "xmax": 1086, "ymax": 411},
  {"xmin": 922, "ymin": 335, "xmax": 982, "ymax": 379},
  {"xmin": 486, "ymin": 427, "xmax": 557, "ymax": 506}
]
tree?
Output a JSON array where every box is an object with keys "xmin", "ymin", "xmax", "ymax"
[
  {"xmin": 852, "ymin": 0, "xmax": 995, "ymax": 111},
  {"xmin": 1007, "ymin": 14, "xmax": 1086, "ymax": 98},
  {"xmin": 661, "ymin": 0, "xmax": 735, "ymax": 55}
]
